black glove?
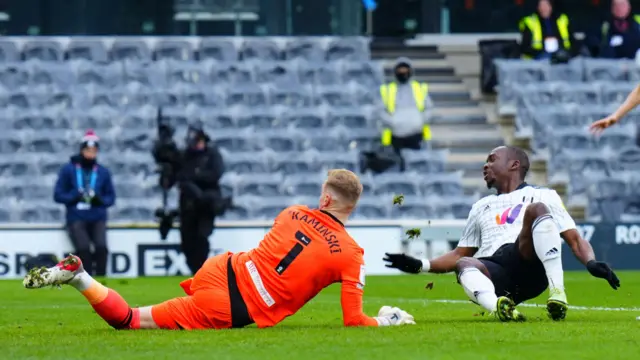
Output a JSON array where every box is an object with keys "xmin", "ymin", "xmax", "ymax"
[
  {"xmin": 586, "ymin": 260, "xmax": 620, "ymax": 290},
  {"xmin": 383, "ymin": 253, "xmax": 423, "ymax": 274},
  {"xmin": 90, "ymin": 195, "xmax": 104, "ymax": 206}
]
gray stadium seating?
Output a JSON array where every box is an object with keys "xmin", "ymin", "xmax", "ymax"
[
  {"xmin": 495, "ymin": 57, "xmax": 640, "ymax": 222},
  {"xmin": 0, "ymin": 36, "xmax": 471, "ymax": 223}
]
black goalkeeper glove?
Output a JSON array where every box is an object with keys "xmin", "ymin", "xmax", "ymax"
[
  {"xmin": 383, "ymin": 253, "xmax": 423, "ymax": 274},
  {"xmin": 586, "ymin": 260, "xmax": 620, "ymax": 290}
]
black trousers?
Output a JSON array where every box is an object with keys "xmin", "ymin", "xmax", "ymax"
[
  {"xmin": 180, "ymin": 212, "xmax": 215, "ymax": 274},
  {"xmin": 391, "ymin": 132, "xmax": 423, "ymax": 171},
  {"xmin": 67, "ymin": 220, "xmax": 108, "ymax": 276}
]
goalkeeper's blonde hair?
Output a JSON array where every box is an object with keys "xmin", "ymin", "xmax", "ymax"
[{"xmin": 324, "ymin": 169, "xmax": 363, "ymax": 206}]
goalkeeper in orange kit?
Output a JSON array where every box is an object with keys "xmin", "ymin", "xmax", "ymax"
[{"xmin": 24, "ymin": 169, "xmax": 415, "ymax": 330}]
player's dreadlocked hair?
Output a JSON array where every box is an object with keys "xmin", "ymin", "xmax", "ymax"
[{"xmin": 506, "ymin": 146, "xmax": 530, "ymax": 180}]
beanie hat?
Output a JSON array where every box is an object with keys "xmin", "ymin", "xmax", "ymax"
[{"xmin": 81, "ymin": 129, "xmax": 100, "ymax": 149}]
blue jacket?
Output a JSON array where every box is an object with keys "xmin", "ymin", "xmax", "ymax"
[{"xmin": 53, "ymin": 155, "xmax": 116, "ymax": 223}]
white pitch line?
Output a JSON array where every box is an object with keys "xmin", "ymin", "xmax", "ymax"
[{"xmin": 386, "ymin": 297, "xmax": 640, "ymax": 312}]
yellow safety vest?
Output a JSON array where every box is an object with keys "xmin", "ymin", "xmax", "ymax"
[
  {"xmin": 379, "ymin": 81, "xmax": 431, "ymax": 145},
  {"xmin": 519, "ymin": 13, "xmax": 571, "ymax": 58}
]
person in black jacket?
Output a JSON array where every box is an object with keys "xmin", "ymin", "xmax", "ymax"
[
  {"xmin": 586, "ymin": 0, "xmax": 640, "ymax": 59},
  {"xmin": 175, "ymin": 125, "xmax": 225, "ymax": 274}
]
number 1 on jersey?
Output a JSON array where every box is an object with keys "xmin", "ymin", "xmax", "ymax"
[{"xmin": 275, "ymin": 231, "xmax": 311, "ymax": 275}]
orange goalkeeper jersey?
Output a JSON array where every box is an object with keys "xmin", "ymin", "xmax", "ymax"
[{"xmin": 230, "ymin": 205, "xmax": 378, "ymax": 328}]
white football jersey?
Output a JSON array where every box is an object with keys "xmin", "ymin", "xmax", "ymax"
[{"xmin": 458, "ymin": 184, "xmax": 577, "ymax": 258}]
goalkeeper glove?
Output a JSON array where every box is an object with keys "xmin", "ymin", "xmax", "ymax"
[
  {"xmin": 586, "ymin": 260, "xmax": 620, "ymax": 290},
  {"xmin": 374, "ymin": 306, "xmax": 416, "ymax": 326},
  {"xmin": 383, "ymin": 253, "xmax": 427, "ymax": 274}
]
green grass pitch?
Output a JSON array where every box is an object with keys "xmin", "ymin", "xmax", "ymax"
[{"xmin": 2, "ymin": 272, "xmax": 639, "ymax": 360}]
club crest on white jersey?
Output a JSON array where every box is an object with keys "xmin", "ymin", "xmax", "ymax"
[{"xmin": 457, "ymin": 184, "xmax": 576, "ymax": 258}]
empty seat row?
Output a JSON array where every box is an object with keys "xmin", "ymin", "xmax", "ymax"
[
  {"xmin": 0, "ymin": 59, "xmax": 383, "ymax": 89},
  {"xmin": 513, "ymin": 82, "xmax": 638, "ymax": 106},
  {"xmin": 495, "ymin": 58, "xmax": 640, "ymax": 85},
  {"xmin": 0, "ymin": 37, "xmax": 371, "ymax": 63},
  {"xmin": 220, "ymin": 171, "xmax": 464, "ymax": 198},
  {"xmin": 225, "ymin": 195, "xmax": 475, "ymax": 221},
  {"xmin": 0, "ymin": 83, "xmax": 381, "ymax": 110}
]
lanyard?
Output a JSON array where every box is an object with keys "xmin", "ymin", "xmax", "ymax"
[{"xmin": 75, "ymin": 165, "xmax": 98, "ymax": 193}]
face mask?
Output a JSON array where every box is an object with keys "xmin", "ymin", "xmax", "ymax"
[
  {"xmin": 395, "ymin": 72, "xmax": 410, "ymax": 83},
  {"xmin": 80, "ymin": 155, "xmax": 96, "ymax": 168}
]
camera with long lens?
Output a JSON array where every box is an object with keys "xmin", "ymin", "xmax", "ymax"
[
  {"xmin": 151, "ymin": 108, "xmax": 180, "ymax": 240},
  {"xmin": 151, "ymin": 109, "xmax": 233, "ymax": 238}
]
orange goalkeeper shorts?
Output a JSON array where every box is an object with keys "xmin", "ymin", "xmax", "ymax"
[{"xmin": 151, "ymin": 252, "xmax": 253, "ymax": 330}]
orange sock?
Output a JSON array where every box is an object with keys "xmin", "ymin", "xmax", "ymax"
[{"xmin": 80, "ymin": 280, "xmax": 140, "ymax": 330}]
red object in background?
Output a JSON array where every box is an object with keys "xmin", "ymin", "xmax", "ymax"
[
  {"xmin": 465, "ymin": 0, "xmax": 474, "ymax": 10},
  {"xmin": 515, "ymin": 0, "xmax": 524, "ymax": 5},
  {"xmin": 592, "ymin": 0, "xmax": 600, "ymax": 5}
]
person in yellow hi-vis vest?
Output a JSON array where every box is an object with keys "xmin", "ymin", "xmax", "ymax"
[
  {"xmin": 379, "ymin": 57, "xmax": 433, "ymax": 171},
  {"xmin": 519, "ymin": 0, "xmax": 574, "ymax": 60}
]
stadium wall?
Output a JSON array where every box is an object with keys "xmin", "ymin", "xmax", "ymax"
[{"xmin": 0, "ymin": 221, "xmax": 637, "ymax": 279}]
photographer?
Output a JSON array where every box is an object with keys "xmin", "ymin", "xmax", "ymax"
[
  {"xmin": 153, "ymin": 116, "xmax": 226, "ymax": 274},
  {"xmin": 176, "ymin": 125, "xmax": 225, "ymax": 273}
]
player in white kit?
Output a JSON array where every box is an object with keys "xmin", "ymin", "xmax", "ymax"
[{"xmin": 384, "ymin": 146, "xmax": 620, "ymax": 321}]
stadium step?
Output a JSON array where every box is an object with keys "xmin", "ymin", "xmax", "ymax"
[
  {"xmin": 372, "ymin": 40, "xmax": 501, "ymax": 196},
  {"xmin": 371, "ymin": 40, "xmax": 445, "ymax": 60},
  {"xmin": 430, "ymin": 124, "xmax": 504, "ymax": 149}
]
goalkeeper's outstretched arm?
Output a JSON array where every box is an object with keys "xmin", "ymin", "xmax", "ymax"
[{"xmin": 340, "ymin": 280, "xmax": 416, "ymax": 327}]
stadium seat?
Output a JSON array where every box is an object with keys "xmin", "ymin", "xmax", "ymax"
[
  {"xmin": 372, "ymin": 172, "xmax": 419, "ymax": 197},
  {"xmin": 326, "ymin": 37, "xmax": 370, "ymax": 62},
  {"xmin": 251, "ymin": 196, "xmax": 295, "ymax": 219},
  {"xmin": 419, "ymin": 171, "xmax": 464, "ymax": 197},
  {"xmin": 23, "ymin": 40, "xmax": 64, "ymax": 62},
  {"xmin": 389, "ymin": 197, "xmax": 436, "ymax": 219},
  {"xmin": 154, "ymin": 40, "xmax": 194, "ymax": 61},
  {"xmin": 240, "ymin": 38, "xmax": 282, "ymax": 62},
  {"xmin": 315, "ymin": 85, "xmax": 357, "ymax": 108},
  {"xmin": 301, "ymin": 129, "xmax": 349, "ymax": 152},
  {"xmin": 0, "ymin": 35, "xmax": 476, "ymax": 222},
  {"xmin": 543, "ymin": 60, "xmax": 583, "ymax": 83},
  {"xmin": 269, "ymin": 84, "xmax": 314, "ymax": 108},
  {"xmin": 583, "ymin": 59, "xmax": 629, "ymax": 82},
  {"xmin": 298, "ymin": 61, "xmax": 341, "ymax": 85},
  {"xmin": 352, "ymin": 197, "xmax": 389, "ymax": 219},
  {"xmin": 0, "ymin": 40, "xmax": 20, "ymax": 62},
  {"xmin": 403, "ymin": 149, "xmax": 448, "ymax": 173},
  {"xmin": 284, "ymin": 38, "xmax": 326, "ymax": 63},
  {"xmin": 255, "ymin": 61, "xmax": 298, "ymax": 85},
  {"xmin": 237, "ymin": 173, "xmax": 285, "ymax": 197},
  {"xmin": 282, "ymin": 173, "xmax": 325, "ymax": 197},
  {"xmin": 327, "ymin": 107, "xmax": 371, "ymax": 129},
  {"xmin": 110, "ymin": 39, "xmax": 152, "ymax": 62},
  {"xmin": 225, "ymin": 151, "xmax": 271, "ymax": 174},
  {"xmin": 285, "ymin": 107, "xmax": 327, "ymax": 129},
  {"xmin": 272, "ymin": 151, "xmax": 320, "ymax": 174},
  {"xmin": 342, "ymin": 61, "xmax": 384, "ymax": 87},
  {"xmin": 199, "ymin": 38, "xmax": 238, "ymax": 62},
  {"xmin": 67, "ymin": 39, "xmax": 109, "ymax": 62}
]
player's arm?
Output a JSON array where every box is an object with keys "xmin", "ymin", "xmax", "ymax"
[
  {"xmin": 383, "ymin": 205, "xmax": 480, "ymax": 274},
  {"xmin": 590, "ymin": 83, "xmax": 640, "ymax": 134},
  {"xmin": 340, "ymin": 256, "xmax": 415, "ymax": 327},
  {"xmin": 548, "ymin": 192, "xmax": 620, "ymax": 289},
  {"xmin": 560, "ymin": 229, "xmax": 595, "ymax": 266}
]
